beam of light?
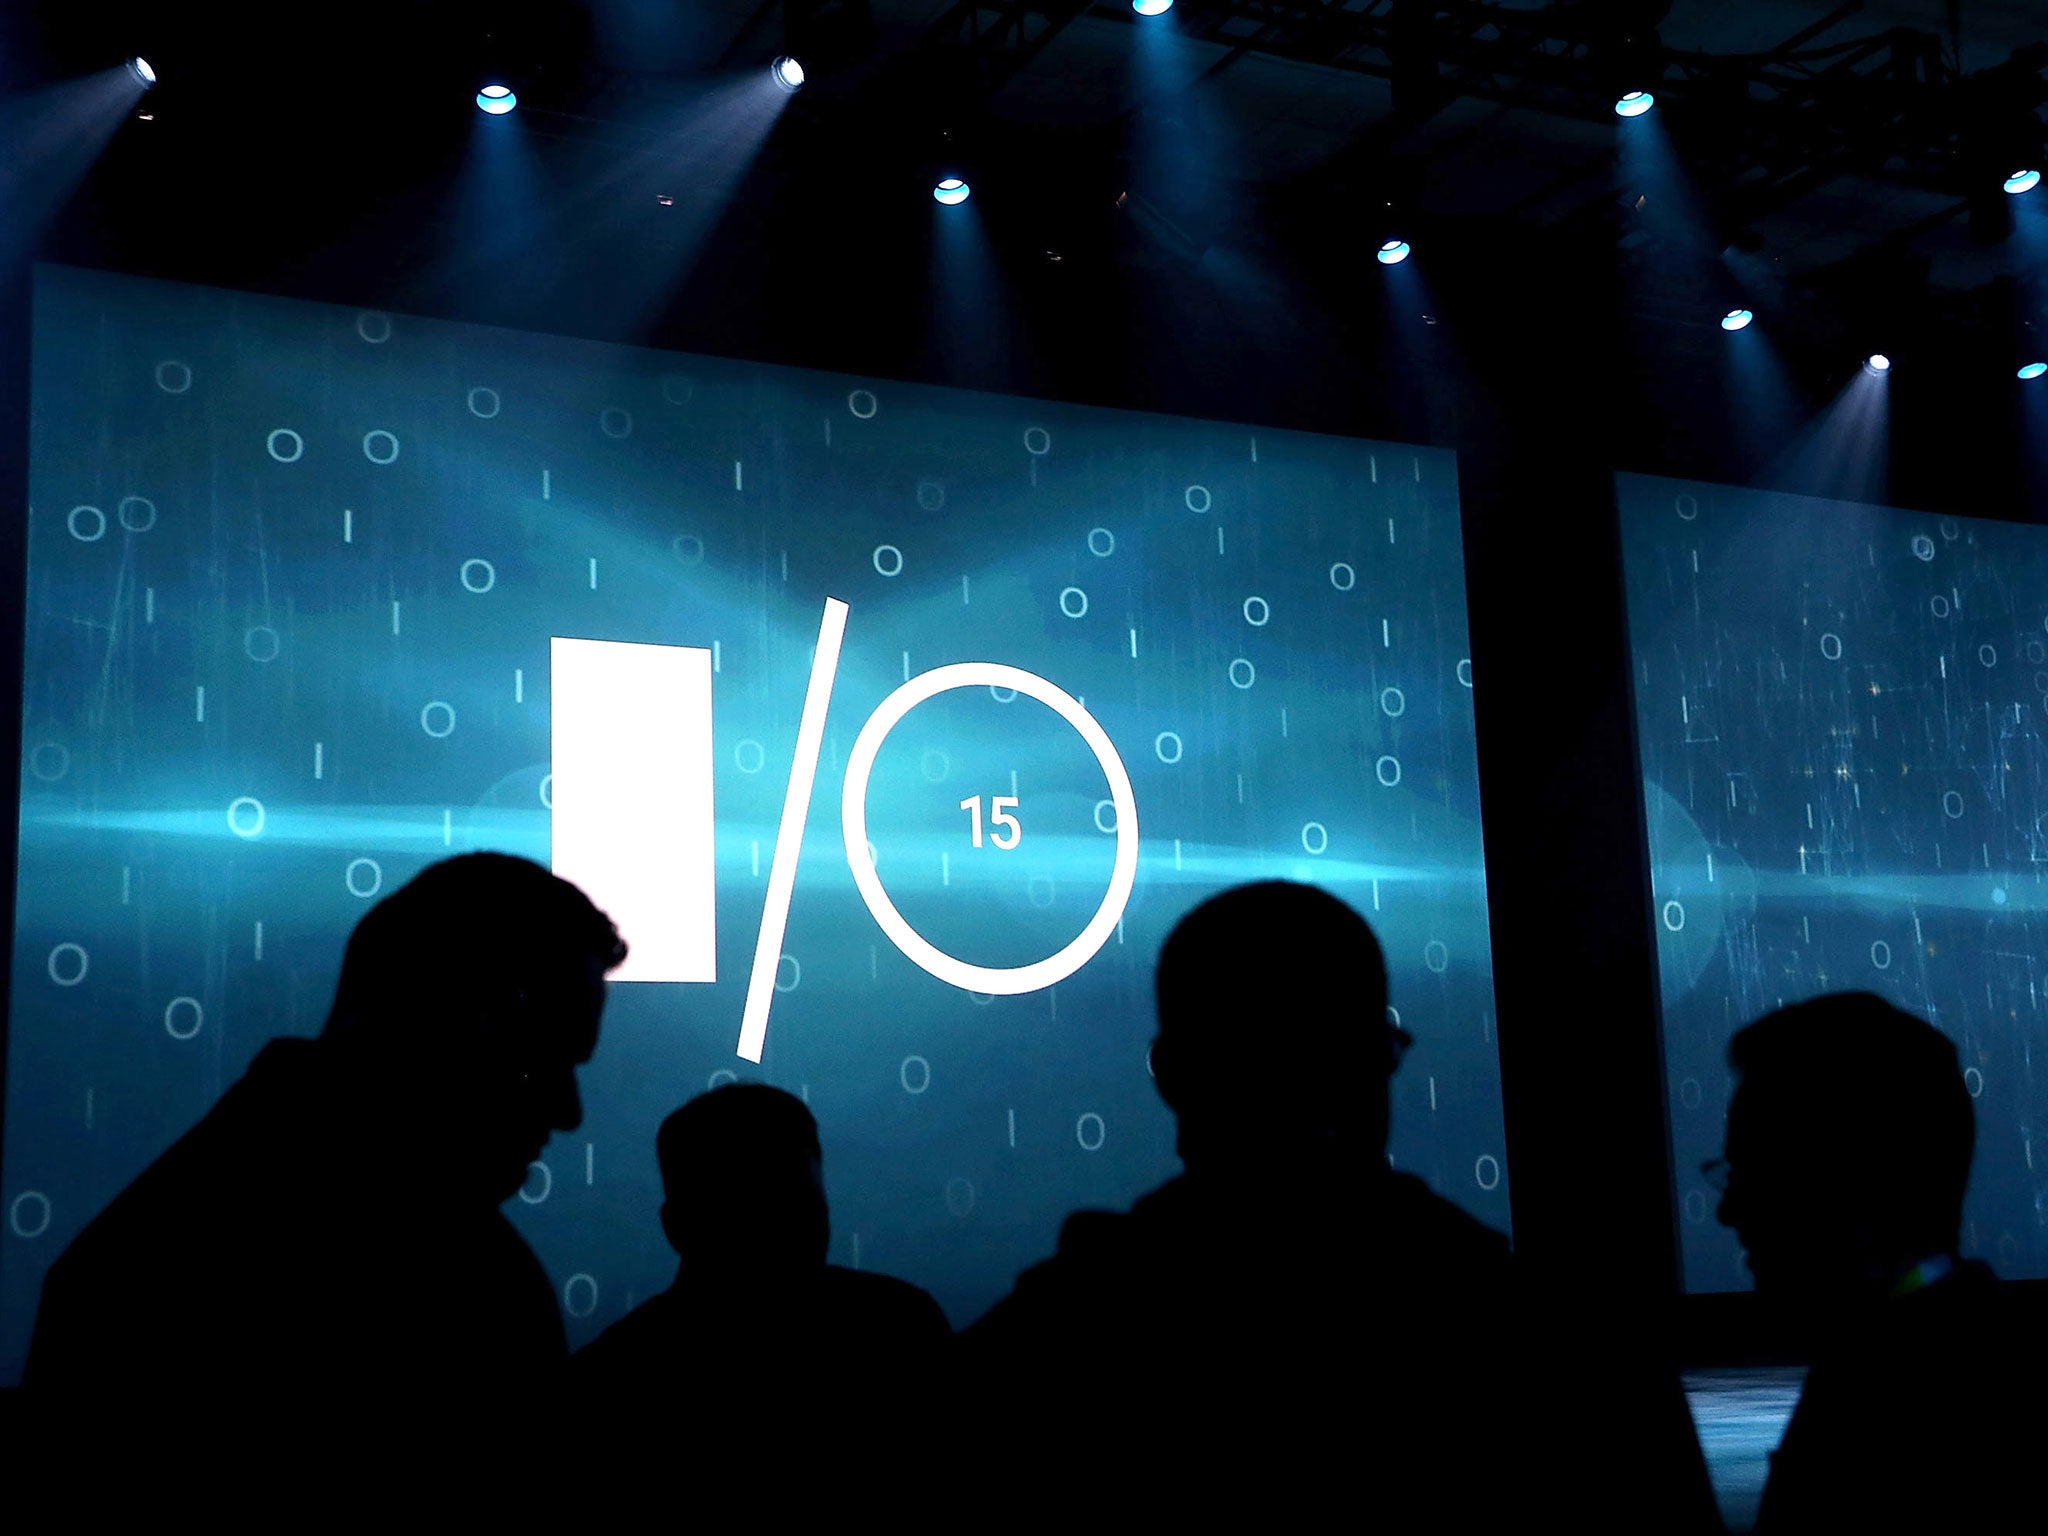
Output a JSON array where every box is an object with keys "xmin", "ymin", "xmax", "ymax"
[
  {"xmin": 2006, "ymin": 170, "xmax": 2041, "ymax": 196},
  {"xmin": 476, "ymin": 84, "xmax": 516, "ymax": 114},
  {"xmin": 1376, "ymin": 239, "xmax": 1411, "ymax": 265},
  {"xmin": 1721, "ymin": 308, "xmax": 1753, "ymax": 331},
  {"xmin": 1763, "ymin": 366, "xmax": 1890, "ymax": 506},
  {"xmin": 737, "ymin": 598, "xmax": 848, "ymax": 1063},
  {"xmin": 0, "ymin": 68, "xmax": 150, "ymax": 272},
  {"xmin": 927, "ymin": 175, "xmax": 1015, "ymax": 387},
  {"xmin": 1615, "ymin": 91, "xmax": 1654, "ymax": 118},
  {"xmin": 933, "ymin": 176, "xmax": 969, "ymax": 205},
  {"xmin": 128, "ymin": 58, "xmax": 156, "ymax": 87},
  {"xmin": 2021, "ymin": 362, "xmax": 2047, "ymax": 380},
  {"xmin": 772, "ymin": 56, "xmax": 805, "ymax": 92}
]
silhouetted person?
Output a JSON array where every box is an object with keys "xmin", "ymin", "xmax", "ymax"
[
  {"xmin": 1715, "ymin": 992, "xmax": 2045, "ymax": 1531},
  {"xmin": 963, "ymin": 882, "xmax": 1530, "ymax": 1522},
  {"xmin": 25, "ymin": 854, "xmax": 624, "ymax": 1454},
  {"xmin": 572, "ymin": 1084, "xmax": 948, "ymax": 1468}
]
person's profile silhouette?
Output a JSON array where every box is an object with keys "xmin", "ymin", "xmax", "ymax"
[
  {"xmin": 1713, "ymin": 991, "xmax": 2044, "ymax": 1530},
  {"xmin": 962, "ymin": 881, "xmax": 1526, "ymax": 1521},
  {"xmin": 25, "ymin": 853, "xmax": 626, "ymax": 1431},
  {"xmin": 572, "ymin": 1082, "xmax": 949, "ymax": 1456}
]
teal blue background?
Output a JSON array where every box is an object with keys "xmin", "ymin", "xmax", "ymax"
[{"xmin": 2, "ymin": 265, "xmax": 1505, "ymax": 1378}]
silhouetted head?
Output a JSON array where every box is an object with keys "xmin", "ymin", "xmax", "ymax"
[
  {"xmin": 657, "ymin": 1084, "xmax": 829, "ymax": 1281},
  {"xmin": 1154, "ymin": 881, "xmax": 1395, "ymax": 1172},
  {"xmin": 320, "ymin": 853, "xmax": 626, "ymax": 1204},
  {"xmin": 1717, "ymin": 992, "xmax": 1973, "ymax": 1303}
]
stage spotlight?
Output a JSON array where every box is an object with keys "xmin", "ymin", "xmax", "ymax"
[
  {"xmin": 2021, "ymin": 362, "xmax": 2048, "ymax": 381},
  {"xmin": 476, "ymin": 84, "xmax": 516, "ymax": 115},
  {"xmin": 772, "ymin": 56, "xmax": 806, "ymax": 92},
  {"xmin": 1133, "ymin": 0, "xmax": 1174, "ymax": 13},
  {"xmin": 933, "ymin": 177, "xmax": 970, "ymax": 206},
  {"xmin": 2007, "ymin": 169, "xmax": 2042, "ymax": 196},
  {"xmin": 128, "ymin": 57, "xmax": 157, "ymax": 87},
  {"xmin": 1614, "ymin": 91, "xmax": 1654, "ymax": 118},
  {"xmin": 1376, "ymin": 239, "xmax": 1411, "ymax": 265},
  {"xmin": 1721, "ymin": 308, "xmax": 1754, "ymax": 332},
  {"xmin": 1866, "ymin": 353, "xmax": 1892, "ymax": 374}
]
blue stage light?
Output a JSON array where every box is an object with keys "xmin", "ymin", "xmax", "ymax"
[
  {"xmin": 1376, "ymin": 239, "xmax": 1411, "ymax": 265},
  {"xmin": 933, "ymin": 177, "xmax": 970, "ymax": 206},
  {"xmin": 1615, "ymin": 91, "xmax": 1654, "ymax": 118},
  {"xmin": 128, "ymin": 57, "xmax": 157, "ymax": 87},
  {"xmin": 2021, "ymin": 362, "xmax": 2048, "ymax": 381},
  {"xmin": 1721, "ymin": 308, "xmax": 1753, "ymax": 332},
  {"xmin": 1133, "ymin": 0, "xmax": 1174, "ymax": 13},
  {"xmin": 1866, "ymin": 353, "xmax": 1891, "ymax": 373},
  {"xmin": 476, "ymin": 84, "xmax": 516, "ymax": 115},
  {"xmin": 772, "ymin": 56, "xmax": 805, "ymax": 92},
  {"xmin": 2005, "ymin": 170, "xmax": 2041, "ymax": 195}
]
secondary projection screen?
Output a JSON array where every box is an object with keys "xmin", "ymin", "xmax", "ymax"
[
  {"xmin": 1620, "ymin": 471, "xmax": 2048, "ymax": 1292},
  {"xmin": 1, "ymin": 264, "xmax": 1505, "ymax": 1377}
]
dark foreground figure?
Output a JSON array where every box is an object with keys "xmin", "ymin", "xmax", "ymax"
[
  {"xmin": 1716, "ymin": 993, "xmax": 2048, "ymax": 1532},
  {"xmin": 573, "ymin": 1083, "xmax": 949, "ymax": 1473},
  {"xmin": 25, "ymin": 854, "xmax": 623, "ymax": 1450},
  {"xmin": 967, "ymin": 883, "xmax": 1515, "ymax": 1522}
]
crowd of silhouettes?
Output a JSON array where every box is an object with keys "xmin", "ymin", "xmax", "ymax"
[{"xmin": 16, "ymin": 852, "xmax": 2046, "ymax": 1526}]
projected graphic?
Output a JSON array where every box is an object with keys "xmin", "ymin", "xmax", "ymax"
[
  {"xmin": 1, "ymin": 265, "xmax": 1503, "ymax": 1379},
  {"xmin": 1619, "ymin": 473, "xmax": 2048, "ymax": 1292}
]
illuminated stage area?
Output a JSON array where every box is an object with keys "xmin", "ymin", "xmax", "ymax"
[{"xmin": 2, "ymin": 2, "xmax": 2047, "ymax": 1525}]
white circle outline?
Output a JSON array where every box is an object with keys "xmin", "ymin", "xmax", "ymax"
[
  {"xmin": 1329, "ymin": 562, "xmax": 1356, "ymax": 591},
  {"xmin": 362, "ymin": 430, "xmax": 400, "ymax": 465},
  {"xmin": 467, "ymin": 387, "xmax": 501, "ymax": 419},
  {"xmin": 163, "ymin": 996, "xmax": 203, "ymax": 1041},
  {"xmin": 849, "ymin": 390, "xmax": 879, "ymax": 420},
  {"xmin": 900, "ymin": 1055, "xmax": 931, "ymax": 1094},
  {"xmin": 518, "ymin": 1161, "xmax": 552, "ymax": 1205},
  {"xmin": 1184, "ymin": 485, "xmax": 1211, "ymax": 514},
  {"xmin": 1662, "ymin": 900, "xmax": 1685, "ymax": 931},
  {"xmin": 1475, "ymin": 1154, "xmax": 1501, "ymax": 1190},
  {"xmin": 1964, "ymin": 1066, "xmax": 1984, "ymax": 1098},
  {"xmin": 1381, "ymin": 686, "xmax": 1406, "ymax": 717},
  {"xmin": 1228, "ymin": 658, "xmax": 1256, "ymax": 689},
  {"xmin": 1059, "ymin": 587, "xmax": 1088, "ymax": 619},
  {"xmin": 564, "ymin": 1274, "xmax": 598, "ymax": 1319},
  {"xmin": 227, "ymin": 796, "xmax": 266, "ymax": 839},
  {"xmin": 1076, "ymin": 1112, "xmax": 1106, "ymax": 1151},
  {"xmin": 872, "ymin": 545, "xmax": 904, "ymax": 577},
  {"xmin": 1820, "ymin": 632, "xmax": 1843, "ymax": 661},
  {"xmin": 244, "ymin": 626, "xmax": 281, "ymax": 662},
  {"xmin": 355, "ymin": 311, "xmax": 393, "ymax": 344},
  {"xmin": 10, "ymin": 1192, "xmax": 52, "ymax": 1239},
  {"xmin": 117, "ymin": 496, "xmax": 157, "ymax": 532},
  {"xmin": 346, "ymin": 858, "xmax": 383, "ymax": 898},
  {"xmin": 1022, "ymin": 426, "xmax": 1049, "ymax": 455},
  {"xmin": 1155, "ymin": 731, "xmax": 1183, "ymax": 764},
  {"xmin": 598, "ymin": 407, "xmax": 633, "ymax": 439},
  {"xmin": 47, "ymin": 943, "xmax": 88, "ymax": 987},
  {"xmin": 1911, "ymin": 535, "xmax": 1936, "ymax": 562},
  {"xmin": 28, "ymin": 743, "xmax": 69, "ymax": 783},
  {"xmin": 842, "ymin": 663, "xmax": 1139, "ymax": 995},
  {"xmin": 154, "ymin": 360, "xmax": 193, "ymax": 394},
  {"xmin": 916, "ymin": 481, "xmax": 946, "ymax": 511},
  {"xmin": 460, "ymin": 559, "xmax": 496, "ymax": 594},
  {"xmin": 1087, "ymin": 528, "xmax": 1115, "ymax": 557},
  {"xmin": 775, "ymin": 955, "xmax": 801, "ymax": 993},
  {"xmin": 266, "ymin": 429, "xmax": 304, "ymax": 464},
  {"xmin": 67, "ymin": 506, "xmax": 107, "ymax": 543},
  {"xmin": 1301, "ymin": 822, "xmax": 1328, "ymax": 855},
  {"xmin": 1243, "ymin": 596, "xmax": 1270, "ymax": 627},
  {"xmin": 420, "ymin": 701, "xmax": 456, "ymax": 738}
]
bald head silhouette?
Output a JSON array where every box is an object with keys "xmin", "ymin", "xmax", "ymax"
[
  {"xmin": 1154, "ymin": 881, "xmax": 1394, "ymax": 1172},
  {"xmin": 1718, "ymin": 991, "xmax": 1973, "ymax": 1303}
]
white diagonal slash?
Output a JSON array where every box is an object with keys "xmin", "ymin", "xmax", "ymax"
[{"xmin": 737, "ymin": 598, "xmax": 849, "ymax": 1061}]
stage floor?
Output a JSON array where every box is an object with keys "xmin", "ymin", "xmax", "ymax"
[{"xmin": 1682, "ymin": 1367, "xmax": 1806, "ymax": 1533}]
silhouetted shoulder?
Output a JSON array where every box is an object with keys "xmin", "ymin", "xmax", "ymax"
[{"xmin": 819, "ymin": 1264, "xmax": 951, "ymax": 1343}]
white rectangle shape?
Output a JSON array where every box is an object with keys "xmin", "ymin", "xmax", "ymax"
[{"xmin": 551, "ymin": 637, "xmax": 717, "ymax": 983}]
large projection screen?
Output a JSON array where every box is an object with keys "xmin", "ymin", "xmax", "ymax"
[
  {"xmin": 1620, "ymin": 471, "xmax": 2048, "ymax": 1292},
  {"xmin": 1, "ymin": 265, "xmax": 1506, "ymax": 1377}
]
